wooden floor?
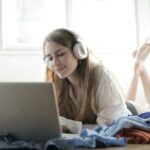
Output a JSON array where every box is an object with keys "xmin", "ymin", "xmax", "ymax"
[
  {"xmin": 97, "ymin": 144, "xmax": 150, "ymax": 150},
  {"xmin": 75, "ymin": 144, "xmax": 150, "ymax": 150}
]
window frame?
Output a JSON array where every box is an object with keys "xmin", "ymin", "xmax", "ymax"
[
  {"xmin": 0, "ymin": 0, "xmax": 150, "ymax": 53},
  {"xmin": 0, "ymin": 0, "xmax": 73, "ymax": 53}
]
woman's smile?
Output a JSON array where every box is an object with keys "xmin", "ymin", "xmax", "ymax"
[{"xmin": 55, "ymin": 66, "xmax": 66, "ymax": 72}]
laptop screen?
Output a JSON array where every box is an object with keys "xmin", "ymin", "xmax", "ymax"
[{"xmin": 0, "ymin": 82, "xmax": 61, "ymax": 142}]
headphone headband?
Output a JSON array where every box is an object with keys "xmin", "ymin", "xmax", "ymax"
[{"xmin": 63, "ymin": 28, "xmax": 88, "ymax": 60}]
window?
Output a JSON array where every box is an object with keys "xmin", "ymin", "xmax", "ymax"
[
  {"xmin": 71, "ymin": 0, "xmax": 137, "ymax": 54},
  {"xmin": 0, "ymin": 0, "xmax": 149, "ymax": 53},
  {"xmin": 1, "ymin": 0, "xmax": 66, "ymax": 51},
  {"xmin": 135, "ymin": 0, "xmax": 150, "ymax": 45}
]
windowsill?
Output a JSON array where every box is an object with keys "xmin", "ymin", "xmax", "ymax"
[{"xmin": 0, "ymin": 50, "xmax": 43, "ymax": 56}]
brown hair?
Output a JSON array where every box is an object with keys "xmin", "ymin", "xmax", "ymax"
[{"xmin": 43, "ymin": 28, "xmax": 98, "ymax": 124}]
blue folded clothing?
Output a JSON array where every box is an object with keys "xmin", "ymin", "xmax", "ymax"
[
  {"xmin": 0, "ymin": 130, "xmax": 125, "ymax": 150},
  {"xmin": 0, "ymin": 112, "xmax": 150, "ymax": 150}
]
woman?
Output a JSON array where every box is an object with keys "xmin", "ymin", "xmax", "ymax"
[
  {"xmin": 42, "ymin": 28, "xmax": 130, "ymax": 127},
  {"xmin": 126, "ymin": 41, "xmax": 150, "ymax": 115}
]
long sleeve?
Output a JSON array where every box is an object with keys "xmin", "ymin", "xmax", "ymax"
[{"xmin": 94, "ymin": 63, "xmax": 130, "ymax": 125}]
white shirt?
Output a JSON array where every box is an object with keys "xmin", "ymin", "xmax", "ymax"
[{"xmin": 94, "ymin": 62, "xmax": 131, "ymax": 125}]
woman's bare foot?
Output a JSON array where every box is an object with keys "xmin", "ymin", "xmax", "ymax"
[
  {"xmin": 135, "ymin": 43, "xmax": 150, "ymax": 62},
  {"xmin": 132, "ymin": 42, "xmax": 150, "ymax": 76},
  {"xmin": 132, "ymin": 49, "xmax": 137, "ymax": 58},
  {"xmin": 132, "ymin": 50, "xmax": 144, "ymax": 76}
]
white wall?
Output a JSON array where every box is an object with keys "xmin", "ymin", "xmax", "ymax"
[{"xmin": 0, "ymin": 52, "xmax": 45, "ymax": 81}]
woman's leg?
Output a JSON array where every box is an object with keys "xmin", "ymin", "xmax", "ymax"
[
  {"xmin": 125, "ymin": 72, "xmax": 139, "ymax": 101},
  {"xmin": 135, "ymin": 42, "xmax": 150, "ymax": 104},
  {"xmin": 125, "ymin": 52, "xmax": 143, "ymax": 100},
  {"xmin": 126, "ymin": 42, "xmax": 150, "ymax": 102},
  {"xmin": 140, "ymin": 67, "xmax": 150, "ymax": 105}
]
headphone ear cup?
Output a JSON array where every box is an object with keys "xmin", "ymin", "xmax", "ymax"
[{"xmin": 73, "ymin": 42, "xmax": 88, "ymax": 59}]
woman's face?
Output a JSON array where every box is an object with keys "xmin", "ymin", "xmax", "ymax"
[{"xmin": 44, "ymin": 41, "xmax": 78, "ymax": 79}]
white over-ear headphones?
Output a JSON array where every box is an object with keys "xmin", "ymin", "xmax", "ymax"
[
  {"xmin": 73, "ymin": 40, "xmax": 88, "ymax": 60},
  {"xmin": 65, "ymin": 29, "xmax": 88, "ymax": 60}
]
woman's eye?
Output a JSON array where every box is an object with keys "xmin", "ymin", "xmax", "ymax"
[
  {"xmin": 47, "ymin": 57, "xmax": 53, "ymax": 61},
  {"xmin": 57, "ymin": 52, "xmax": 65, "ymax": 56},
  {"xmin": 49, "ymin": 57, "xmax": 53, "ymax": 61}
]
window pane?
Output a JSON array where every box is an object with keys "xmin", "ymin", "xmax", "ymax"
[
  {"xmin": 135, "ymin": 0, "xmax": 150, "ymax": 45},
  {"xmin": 3, "ymin": 0, "xmax": 66, "ymax": 50},
  {"xmin": 72, "ymin": 0, "xmax": 137, "ymax": 53}
]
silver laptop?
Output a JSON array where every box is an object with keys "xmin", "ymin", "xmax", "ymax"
[{"xmin": 0, "ymin": 82, "xmax": 61, "ymax": 142}]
